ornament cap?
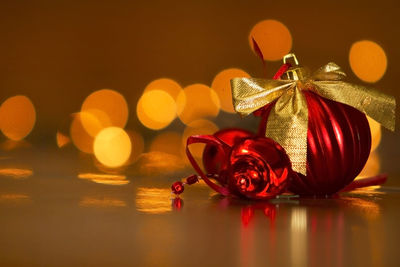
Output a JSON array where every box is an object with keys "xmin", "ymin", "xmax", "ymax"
[{"xmin": 282, "ymin": 53, "xmax": 307, "ymax": 81}]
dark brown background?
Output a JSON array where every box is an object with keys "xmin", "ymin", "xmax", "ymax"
[{"xmin": 0, "ymin": 0, "xmax": 399, "ymax": 140}]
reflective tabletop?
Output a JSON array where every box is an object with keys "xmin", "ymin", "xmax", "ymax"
[{"xmin": 0, "ymin": 141, "xmax": 399, "ymax": 267}]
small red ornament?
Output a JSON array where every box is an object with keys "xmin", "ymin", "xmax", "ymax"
[
  {"xmin": 186, "ymin": 134, "xmax": 292, "ymax": 200},
  {"xmin": 227, "ymin": 137, "xmax": 291, "ymax": 199},
  {"xmin": 203, "ymin": 128, "xmax": 253, "ymax": 178},
  {"xmin": 257, "ymin": 90, "xmax": 371, "ymax": 196}
]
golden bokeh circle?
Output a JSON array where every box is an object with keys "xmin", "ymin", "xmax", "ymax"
[
  {"xmin": 176, "ymin": 84, "xmax": 220, "ymax": 125},
  {"xmin": 349, "ymin": 40, "xmax": 387, "ymax": 83},
  {"xmin": 0, "ymin": 95, "xmax": 36, "ymax": 141},
  {"xmin": 212, "ymin": 68, "xmax": 250, "ymax": 113},
  {"xmin": 249, "ymin": 20, "xmax": 292, "ymax": 61},
  {"xmin": 70, "ymin": 113, "xmax": 94, "ymax": 154},
  {"xmin": 367, "ymin": 116, "xmax": 382, "ymax": 152},
  {"xmin": 144, "ymin": 78, "xmax": 182, "ymax": 100},
  {"xmin": 81, "ymin": 89, "xmax": 129, "ymax": 134},
  {"xmin": 93, "ymin": 127, "xmax": 132, "ymax": 168},
  {"xmin": 137, "ymin": 90, "xmax": 177, "ymax": 130}
]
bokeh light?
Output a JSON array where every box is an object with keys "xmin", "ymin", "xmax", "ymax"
[
  {"xmin": 144, "ymin": 78, "xmax": 182, "ymax": 100},
  {"xmin": 0, "ymin": 95, "xmax": 36, "ymax": 141},
  {"xmin": 136, "ymin": 187, "xmax": 172, "ymax": 214},
  {"xmin": 0, "ymin": 168, "xmax": 33, "ymax": 179},
  {"xmin": 137, "ymin": 90, "xmax": 177, "ymax": 130},
  {"xmin": 212, "ymin": 68, "xmax": 251, "ymax": 113},
  {"xmin": 149, "ymin": 131, "xmax": 182, "ymax": 156},
  {"xmin": 81, "ymin": 89, "xmax": 128, "ymax": 135},
  {"xmin": 78, "ymin": 173, "xmax": 129, "ymax": 186},
  {"xmin": 56, "ymin": 131, "xmax": 70, "ymax": 148},
  {"xmin": 70, "ymin": 113, "xmax": 94, "ymax": 153},
  {"xmin": 349, "ymin": 40, "xmax": 387, "ymax": 83},
  {"xmin": 136, "ymin": 151, "xmax": 186, "ymax": 175},
  {"xmin": 80, "ymin": 196, "xmax": 127, "ymax": 208},
  {"xmin": 182, "ymin": 119, "xmax": 219, "ymax": 159},
  {"xmin": 249, "ymin": 20, "xmax": 292, "ymax": 61},
  {"xmin": 176, "ymin": 84, "xmax": 220, "ymax": 125},
  {"xmin": 93, "ymin": 127, "xmax": 132, "ymax": 168},
  {"xmin": 367, "ymin": 116, "xmax": 381, "ymax": 152}
]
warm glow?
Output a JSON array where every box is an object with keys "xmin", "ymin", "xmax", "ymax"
[
  {"xmin": 144, "ymin": 78, "xmax": 182, "ymax": 100},
  {"xmin": 367, "ymin": 116, "xmax": 381, "ymax": 152},
  {"xmin": 212, "ymin": 68, "xmax": 251, "ymax": 113},
  {"xmin": 358, "ymin": 152, "xmax": 380, "ymax": 178},
  {"xmin": 149, "ymin": 131, "xmax": 182, "ymax": 156},
  {"xmin": 56, "ymin": 131, "xmax": 70, "ymax": 148},
  {"xmin": 81, "ymin": 89, "xmax": 128, "ymax": 134},
  {"xmin": 136, "ymin": 187, "xmax": 172, "ymax": 214},
  {"xmin": 80, "ymin": 196, "xmax": 127, "ymax": 207},
  {"xmin": 78, "ymin": 173, "xmax": 129, "ymax": 186},
  {"xmin": 70, "ymin": 112, "xmax": 94, "ymax": 154},
  {"xmin": 136, "ymin": 151, "xmax": 186, "ymax": 175},
  {"xmin": 349, "ymin": 40, "xmax": 387, "ymax": 83},
  {"xmin": 249, "ymin": 20, "xmax": 292, "ymax": 61},
  {"xmin": 176, "ymin": 84, "xmax": 220, "ymax": 125},
  {"xmin": 0, "ymin": 95, "xmax": 36, "ymax": 141},
  {"xmin": 0, "ymin": 194, "xmax": 30, "ymax": 204},
  {"xmin": 93, "ymin": 127, "xmax": 132, "ymax": 168},
  {"xmin": 182, "ymin": 119, "xmax": 219, "ymax": 159},
  {"xmin": 137, "ymin": 90, "xmax": 177, "ymax": 130},
  {"xmin": 0, "ymin": 168, "xmax": 33, "ymax": 179}
]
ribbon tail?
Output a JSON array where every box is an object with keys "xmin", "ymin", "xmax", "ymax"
[
  {"xmin": 314, "ymin": 81, "xmax": 396, "ymax": 131},
  {"xmin": 265, "ymin": 85, "xmax": 309, "ymax": 175}
]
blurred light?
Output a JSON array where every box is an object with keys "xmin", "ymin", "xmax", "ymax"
[
  {"xmin": 137, "ymin": 90, "xmax": 177, "ymax": 130},
  {"xmin": 212, "ymin": 68, "xmax": 251, "ymax": 113},
  {"xmin": 78, "ymin": 173, "xmax": 129, "ymax": 186},
  {"xmin": 81, "ymin": 89, "xmax": 128, "ymax": 134},
  {"xmin": 93, "ymin": 127, "xmax": 132, "ymax": 168},
  {"xmin": 0, "ymin": 95, "xmax": 36, "ymax": 141},
  {"xmin": 137, "ymin": 151, "xmax": 186, "ymax": 175},
  {"xmin": 56, "ymin": 131, "xmax": 70, "ymax": 148},
  {"xmin": 0, "ymin": 168, "xmax": 33, "ymax": 179},
  {"xmin": 349, "ymin": 40, "xmax": 387, "ymax": 83},
  {"xmin": 249, "ymin": 20, "xmax": 292, "ymax": 61},
  {"xmin": 290, "ymin": 208, "xmax": 308, "ymax": 267},
  {"xmin": 144, "ymin": 78, "xmax": 182, "ymax": 100},
  {"xmin": 182, "ymin": 119, "xmax": 219, "ymax": 159},
  {"xmin": 367, "ymin": 116, "xmax": 381, "ymax": 152},
  {"xmin": 176, "ymin": 84, "xmax": 220, "ymax": 125},
  {"xmin": 70, "ymin": 112, "xmax": 94, "ymax": 153},
  {"xmin": 357, "ymin": 152, "xmax": 380, "ymax": 178},
  {"xmin": 149, "ymin": 131, "xmax": 182, "ymax": 156},
  {"xmin": 0, "ymin": 194, "xmax": 30, "ymax": 204},
  {"xmin": 136, "ymin": 187, "xmax": 172, "ymax": 214},
  {"xmin": 80, "ymin": 196, "xmax": 127, "ymax": 208}
]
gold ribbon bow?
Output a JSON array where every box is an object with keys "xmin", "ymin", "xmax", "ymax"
[{"xmin": 231, "ymin": 58, "xmax": 396, "ymax": 175}]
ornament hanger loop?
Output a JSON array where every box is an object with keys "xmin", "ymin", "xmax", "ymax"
[{"xmin": 283, "ymin": 53, "xmax": 299, "ymax": 66}]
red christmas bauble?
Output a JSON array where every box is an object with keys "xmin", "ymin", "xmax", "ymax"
[
  {"xmin": 257, "ymin": 90, "xmax": 371, "ymax": 196},
  {"xmin": 227, "ymin": 136, "xmax": 292, "ymax": 199},
  {"xmin": 203, "ymin": 128, "xmax": 253, "ymax": 178}
]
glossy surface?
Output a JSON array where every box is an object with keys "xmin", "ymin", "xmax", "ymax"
[{"xmin": 0, "ymin": 143, "xmax": 399, "ymax": 267}]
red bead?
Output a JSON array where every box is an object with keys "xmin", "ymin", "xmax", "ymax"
[
  {"xmin": 172, "ymin": 197, "xmax": 183, "ymax": 210},
  {"xmin": 185, "ymin": 174, "xmax": 199, "ymax": 185},
  {"xmin": 171, "ymin": 181, "xmax": 184, "ymax": 195},
  {"xmin": 258, "ymin": 90, "xmax": 371, "ymax": 195}
]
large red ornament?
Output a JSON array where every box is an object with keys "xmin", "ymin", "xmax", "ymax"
[{"xmin": 256, "ymin": 90, "xmax": 371, "ymax": 196}]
